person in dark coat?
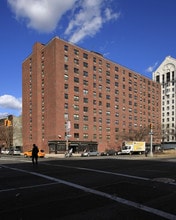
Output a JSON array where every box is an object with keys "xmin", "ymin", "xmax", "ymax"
[{"xmin": 32, "ymin": 144, "xmax": 39, "ymax": 165}]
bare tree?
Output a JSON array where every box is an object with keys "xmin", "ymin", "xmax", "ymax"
[
  {"xmin": 0, "ymin": 126, "xmax": 13, "ymax": 147},
  {"xmin": 120, "ymin": 127, "xmax": 149, "ymax": 142},
  {"xmin": 119, "ymin": 125, "xmax": 162, "ymax": 145}
]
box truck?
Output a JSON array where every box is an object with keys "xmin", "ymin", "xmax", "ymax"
[{"xmin": 120, "ymin": 141, "xmax": 146, "ymax": 155}]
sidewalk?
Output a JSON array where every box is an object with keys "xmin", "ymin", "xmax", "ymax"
[
  {"xmin": 45, "ymin": 150, "xmax": 176, "ymax": 159},
  {"xmin": 45, "ymin": 153, "xmax": 82, "ymax": 158}
]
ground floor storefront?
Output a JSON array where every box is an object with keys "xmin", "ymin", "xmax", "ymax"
[{"xmin": 48, "ymin": 140, "xmax": 98, "ymax": 154}]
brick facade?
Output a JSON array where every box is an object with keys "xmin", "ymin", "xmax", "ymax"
[{"xmin": 22, "ymin": 37, "xmax": 161, "ymax": 153}]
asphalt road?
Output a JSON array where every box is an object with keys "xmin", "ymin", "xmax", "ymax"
[{"xmin": 0, "ymin": 154, "xmax": 176, "ymax": 220}]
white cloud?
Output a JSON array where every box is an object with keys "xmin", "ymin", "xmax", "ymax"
[
  {"xmin": 65, "ymin": 0, "xmax": 120, "ymax": 43},
  {"xmin": 146, "ymin": 62, "xmax": 158, "ymax": 73},
  {"xmin": 8, "ymin": 0, "xmax": 120, "ymax": 42},
  {"xmin": 0, "ymin": 112, "xmax": 9, "ymax": 119},
  {"xmin": 8, "ymin": 0, "xmax": 77, "ymax": 32},
  {"xmin": 0, "ymin": 95, "xmax": 22, "ymax": 111}
]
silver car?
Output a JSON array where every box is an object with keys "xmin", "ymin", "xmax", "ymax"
[
  {"xmin": 9, "ymin": 148, "xmax": 21, "ymax": 155},
  {"xmin": 81, "ymin": 150, "xmax": 99, "ymax": 157}
]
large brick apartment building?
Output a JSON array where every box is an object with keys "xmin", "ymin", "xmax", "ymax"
[{"xmin": 22, "ymin": 37, "xmax": 161, "ymax": 153}]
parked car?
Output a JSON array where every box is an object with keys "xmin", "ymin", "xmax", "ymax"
[
  {"xmin": 100, "ymin": 149, "xmax": 118, "ymax": 156},
  {"xmin": 24, "ymin": 149, "xmax": 45, "ymax": 158},
  {"xmin": 1, "ymin": 148, "xmax": 10, "ymax": 154},
  {"xmin": 9, "ymin": 148, "xmax": 21, "ymax": 155},
  {"xmin": 81, "ymin": 150, "xmax": 99, "ymax": 157}
]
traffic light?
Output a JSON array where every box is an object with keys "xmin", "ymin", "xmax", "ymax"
[
  {"xmin": 4, "ymin": 119, "xmax": 11, "ymax": 126},
  {"xmin": 149, "ymin": 123, "xmax": 153, "ymax": 129},
  {"xmin": 4, "ymin": 119, "xmax": 8, "ymax": 126},
  {"xmin": 8, "ymin": 120, "xmax": 11, "ymax": 126}
]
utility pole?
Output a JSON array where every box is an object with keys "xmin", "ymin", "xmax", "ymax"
[
  {"xmin": 65, "ymin": 119, "xmax": 71, "ymax": 151},
  {"xmin": 149, "ymin": 124, "xmax": 153, "ymax": 157}
]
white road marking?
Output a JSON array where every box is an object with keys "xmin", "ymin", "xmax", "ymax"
[
  {"xmin": 0, "ymin": 182, "xmax": 58, "ymax": 193},
  {"xmin": 1, "ymin": 165, "xmax": 176, "ymax": 220},
  {"xmin": 42, "ymin": 162, "xmax": 176, "ymax": 186}
]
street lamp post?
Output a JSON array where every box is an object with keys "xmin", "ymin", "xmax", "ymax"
[
  {"xmin": 149, "ymin": 124, "xmax": 153, "ymax": 157},
  {"xmin": 65, "ymin": 119, "xmax": 71, "ymax": 151}
]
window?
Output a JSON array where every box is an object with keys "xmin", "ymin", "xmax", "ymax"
[
  {"xmin": 74, "ymin": 124, "xmax": 79, "ymax": 129},
  {"xmin": 64, "ymin": 74, "xmax": 68, "ymax": 80},
  {"xmin": 74, "ymin": 96, "xmax": 79, "ymax": 101},
  {"xmin": 64, "ymin": 64, "xmax": 68, "ymax": 71},
  {"xmin": 93, "ymin": 125, "xmax": 97, "ymax": 130},
  {"xmin": 74, "ymin": 68, "xmax": 79, "ymax": 74},
  {"xmin": 99, "ymin": 76, "xmax": 102, "ymax": 82},
  {"xmin": 106, "ymin": 79, "xmax": 110, "ymax": 84},
  {"xmin": 74, "ymin": 58, "xmax": 79, "ymax": 65},
  {"xmin": 106, "ymin": 63, "xmax": 110, "ymax": 68},
  {"xmin": 74, "ymin": 49, "xmax": 79, "ymax": 55},
  {"xmin": 84, "ymin": 98, "xmax": 88, "ymax": 103},
  {"xmin": 106, "ymin": 119, "xmax": 110, "ymax": 124},
  {"xmin": 83, "ymin": 80, "xmax": 88, "ymax": 86},
  {"xmin": 73, "ymin": 105, "xmax": 79, "ymax": 111},
  {"xmin": 83, "ymin": 133, "xmax": 88, "ymax": 139},
  {"xmin": 115, "ymin": 66, "xmax": 119, "ymax": 72},
  {"xmin": 106, "ymin": 95, "xmax": 110, "ymax": 100},
  {"xmin": 64, "ymin": 84, "xmax": 68, "ymax": 90},
  {"xmin": 64, "ymin": 94, "xmax": 68, "ymax": 99},
  {"xmin": 93, "ymin": 134, "xmax": 97, "ymax": 139},
  {"xmin": 74, "ymin": 133, "xmax": 79, "ymax": 138},
  {"xmin": 83, "ymin": 124, "xmax": 89, "ymax": 130},
  {"xmin": 156, "ymin": 75, "xmax": 160, "ymax": 83},
  {"xmin": 106, "ymin": 103, "xmax": 110, "ymax": 108},
  {"xmin": 115, "ymin": 82, "xmax": 118, "ymax": 87},
  {"xmin": 83, "ymin": 106, "xmax": 88, "ymax": 112},
  {"xmin": 74, "ymin": 86, "xmax": 79, "ymax": 92},
  {"xmin": 83, "ymin": 62, "xmax": 88, "ymax": 68},
  {"xmin": 83, "ymin": 89, "xmax": 88, "ymax": 94},
  {"xmin": 83, "ymin": 53, "xmax": 88, "ymax": 59},
  {"xmin": 99, "ymin": 68, "xmax": 102, "ymax": 73},
  {"xmin": 106, "ymin": 87, "xmax": 110, "ymax": 92},
  {"xmin": 74, "ymin": 114, "xmax": 79, "ymax": 120},
  {"xmin": 64, "ymin": 55, "xmax": 68, "ymax": 62},
  {"xmin": 83, "ymin": 71, "xmax": 88, "ymax": 77},
  {"xmin": 83, "ymin": 115, "xmax": 88, "ymax": 121},
  {"xmin": 99, "ymin": 85, "xmax": 102, "ymax": 90},
  {"xmin": 106, "ymin": 71, "xmax": 110, "ymax": 76},
  {"xmin": 166, "ymin": 72, "xmax": 170, "ymax": 82},
  {"xmin": 115, "ymin": 74, "xmax": 119, "ymax": 79},
  {"xmin": 106, "ymin": 111, "xmax": 110, "ymax": 116},
  {"xmin": 64, "ymin": 45, "xmax": 68, "ymax": 51},
  {"xmin": 74, "ymin": 77, "xmax": 79, "ymax": 83}
]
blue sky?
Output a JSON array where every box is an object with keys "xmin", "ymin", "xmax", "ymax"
[{"xmin": 1, "ymin": 0, "xmax": 176, "ymax": 117}]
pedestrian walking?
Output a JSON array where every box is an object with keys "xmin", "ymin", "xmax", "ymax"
[{"xmin": 32, "ymin": 144, "xmax": 39, "ymax": 165}]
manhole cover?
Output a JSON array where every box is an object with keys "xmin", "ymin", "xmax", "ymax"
[{"xmin": 152, "ymin": 178, "xmax": 175, "ymax": 184}]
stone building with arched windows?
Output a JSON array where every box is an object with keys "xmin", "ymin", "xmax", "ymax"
[{"xmin": 153, "ymin": 56, "xmax": 176, "ymax": 148}]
